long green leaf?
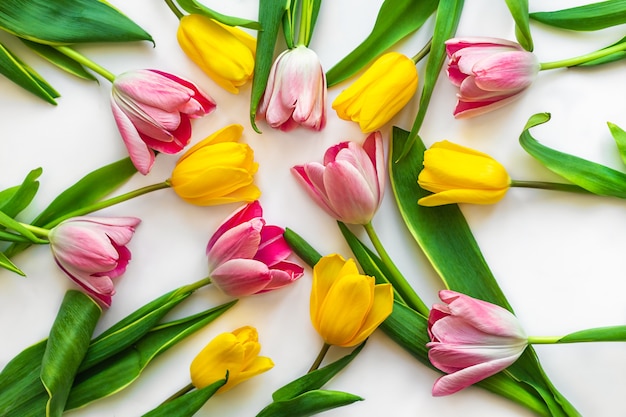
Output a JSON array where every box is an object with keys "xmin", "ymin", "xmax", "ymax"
[
  {"xmin": 256, "ymin": 390, "xmax": 363, "ymax": 417},
  {"xmin": 608, "ymin": 122, "xmax": 626, "ymax": 165},
  {"xmin": 399, "ymin": 0, "xmax": 464, "ymax": 159},
  {"xmin": 558, "ymin": 325, "xmax": 626, "ymax": 343},
  {"xmin": 505, "ymin": 0, "xmax": 533, "ymax": 51},
  {"xmin": 0, "ymin": 0, "xmax": 152, "ymax": 45},
  {"xmin": 41, "ymin": 291, "xmax": 101, "ymax": 417},
  {"xmin": 175, "ymin": 0, "xmax": 260, "ymax": 29},
  {"xmin": 519, "ymin": 113, "xmax": 626, "ymax": 198},
  {"xmin": 21, "ymin": 40, "xmax": 97, "ymax": 81},
  {"xmin": 0, "ymin": 211, "xmax": 46, "ymax": 244},
  {"xmin": 249, "ymin": 0, "xmax": 289, "ymax": 132},
  {"xmin": 325, "ymin": 0, "xmax": 438, "ymax": 87},
  {"xmin": 530, "ymin": 0, "xmax": 626, "ymax": 31},
  {"xmin": 0, "ymin": 42, "xmax": 58, "ymax": 104},
  {"xmin": 0, "ymin": 168, "xmax": 42, "ymax": 218},
  {"xmin": 141, "ymin": 376, "xmax": 228, "ymax": 417},
  {"xmin": 0, "ymin": 251, "xmax": 24, "ymax": 275}
]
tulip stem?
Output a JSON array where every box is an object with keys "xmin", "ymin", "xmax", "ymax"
[
  {"xmin": 43, "ymin": 181, "xmax": 171, "ymax": 229},
  {"xmin": 539, "ymin": 41, "xmax": 626, "ymax": 70},
  {"xmin": 308, "ymin": 342, "xmax": 331, "ymax": 373},
  {"xmin": 18, "ymin": 223, "xmax": 50, "ymax": 238},
  {"xmin": 527, "ymin": 336, "xmax": 561, "ymax": 344},
  {"xmin": 296, "ymin": 0, "xmax": 315, "ymax": 46},
  {"xmin": 54, "ymin": 46, "xmax": 116, "ymax": 83},
  {"xmin": 510, "ymin": 180, "xmax": 590, "ymax": 194},
  {"xmin": 173, "ymin": 276, "xmax": 213, "ymax": 297},
  {"xmin": 363, "ymin": 222, "xmax": 430, "ymax": 317},
  {"xmin": 162, "ymin": 382, "xmax": 194, "ymax": 404},
  {"xmin": 164, "ymin": 0, "xmax": 184, "ymax": 19},
  {"xmin": 411, "ymin": 38, "xmax": 432, "ymax": 64}
]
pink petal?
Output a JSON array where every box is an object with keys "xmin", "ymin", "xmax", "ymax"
[
  {"xmin": 256, "ymin": 225, "xmax": 290, "ymax": 266},
  {"xmin": 110, "ymin": 99, "xmax": 155, "ymax": 175},
  {"xmin": 473, "ymin": 51, "xmax": 539, "ymax": 91},
  {"xmin": 207, "ymin": 219, "xmax": 263, "ymax": 270},
  {"xmin": 207, "ymin": 202, "xmax": 263, "ymax": 252},
  {"xmin": 210, "ymin": 258, "xmax": 272, "ymax": 296},
  {"xmin": 291, "ymin": 165, "xmax": 340, "ymax": 218}
]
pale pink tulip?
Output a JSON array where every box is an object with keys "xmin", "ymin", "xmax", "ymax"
[
  {"xmin": 445, "ymin": 37, "xmax": 540, "ymax": 118},
  {"xmin": 207, "ymin": 201, "xmax": 304, "ymax": 296},
  {"xmin": 48, "ymin": 216, "xmax": 141, "ymax": 307},
  {"xmin": 257, "ymin": 45, "xmax": 326, "ymax": 131},
  {"xmin": 111, "ymin": 69, "xmax": 216, "ymax": 174},
  {"xmin": 291, "ymin": 131, "xmax": 384, "ymax": 225},
  {"xmin": 427, "ymin": 290, "xmax": 528, "ymax": 396}
]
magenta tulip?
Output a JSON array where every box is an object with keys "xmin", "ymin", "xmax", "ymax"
[
  {"xmin": 207, "ymin": 201, "xmax": 304, "ymax": 296},
  {"xmin": 257, "ymin": 45, "xmax": 326, "ymax": 131},
  {"xmin": 291, "ymin": 131, "xmax": 384, "ymax": 225},
  {"xmin": 427, "ymin": 290, "xmax": 528, "ymax": 396},
  {"xmin": 445, "ymin": 37, "xmax": 540, "ymax": 118},
  {"xmin": 48, "ymin": 216, "xmax": 141, "ymax": 307},
  {"xmin": 111, "ymin": 69, "xmax": 216, "ymax": 175}
]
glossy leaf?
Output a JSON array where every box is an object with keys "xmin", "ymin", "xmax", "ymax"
[
  {"xmin": 21, "ymin": 40, "xmax": 97, "ymax": 81},
  {"xmin": 399, "ymin": 0, "xmax": 464, "ymax": 159},
  {"xmin": 249, "ymin": 0, "xmax": 289, "ymax": 132},
  {"xmin": 0, "ymin": 42, "xmax": 59, "ymax": 104},
  {"xmin": 141, "ymin": 376, "xmax": 228, "ymax": 417},
  {"xmin": 576, "ymin": 36, "xmax": 626, "ymax": 66},
  {"xmin": 0, "ymin": 0, "xmax": 152, "ymax": 45},
  {"xmin": 272, "ymin": 342, "xmax": 365, "ymax": 402},
  {"xmin": 0, "ymin": 251, "xmax": 24, "ymax": 275},
  {"xmin": 608, "ymin": 122, "xmax": 626, "ymax": 165},
  {"xmin": 41, "ymin": 291, "xmax": 101, "ymax": 417},
  {"xmin": 256, "ymin": 389, "xmax": 363, "ymax": 417},
  {"xmin": 325, "ymin": 0, "xmax": 438, "ymax": 87},
  {"xmin": 530, "ymin": 0, "xmax": 626, "ymax": 31},
  {"xmin": 505, "ymin": 0, "xmax": 533, "ymax": 51},
  {"xmin": 0, "ymin": 167, "xmax": 41, "ymax": 218},
  {"xmin": 175, "ymin": 0, "xmax": 260, "ymax": 29},
  {"xmin": 559, "ymin": 325, "xmax": 626, "ymax": 343},
  {"xmin": 519, "ymin": 113, "xmax": 626, "ymax": 198}
]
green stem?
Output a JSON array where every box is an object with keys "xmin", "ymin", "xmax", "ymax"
[
  {"xmin": 18, "ymin": 223, "xmax": 50, "ymax": 238},
  {"xmin": 296, "ymin": 0, "xmax": 312, "ymax": 46},
  {"xmin": 172, "ymin": 277, "xmax": 213, "ymax": 298},
  {"xmin": 411, "ymin": 38, "xmax": 432, "ymax": 64},
  {"xmin": 510, "ymin": 180, "xmax": 590, "ymax": 194},
  {"xmin": 164, "ymin": 0, "xmax": 184, "ymax": 19},
  {"xmin": 363, "ymin": 222, "xmax": 430, "ymax": 317},
  {"xmin": 162, "ymin": 382, "xmax": 194, "ymax": 404},
  {"xmin": 527, "ymin": 336, "xmax": 561, "ymax": 344},
  {"xmin": 308, "ymin": 342, "xmax": 330, "ymax": 373},
  {"xmin": 54, "ymin": 46, "xmax": 116, "ymax": 83},
  {"xmin": 540, "ymin": 41, "xmax": 626, "ymax": 70},
  {"xmin": 44, "ymin": 181, "xmax": 171, "ymax": 229}
]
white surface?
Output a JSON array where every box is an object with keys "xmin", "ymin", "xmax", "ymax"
[{"xmin": 1, "ymin": 0, "xmax": 625, "ymax": 416}]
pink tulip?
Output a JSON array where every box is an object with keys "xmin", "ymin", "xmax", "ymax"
[
  {"xmin": 111, "ymin": 69, "xmax": 216, "ymax": 175},
  {"xmin": 207, "ymin": 201, "xmax": 304, "ymax": 297},
  {"xmin": 427, "ymin": 290, "xmax": 528, "ymax": 396},
  {"xmin": 48, "ymin": 216, "xmax": 141, "ymax": 307},
  {"xmin": 257, "ymin": 45, "xmax": 326, "ymax": 131},
  {"xmin": 291, "ymin": 131, "xmax": 384, "ymax": 225},
  {"xmin": 445, "ymin": 37, "xmax": 540, "ymax": 118}
]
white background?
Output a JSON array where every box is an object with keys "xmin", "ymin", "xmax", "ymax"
[{"xmin": 1, "ymin": 0, "xmax": 625, "ymax": 416}]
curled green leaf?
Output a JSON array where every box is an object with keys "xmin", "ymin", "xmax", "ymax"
[{"xmin": 530, "ymin": 0, "xmax": 626, "ymax": 31}]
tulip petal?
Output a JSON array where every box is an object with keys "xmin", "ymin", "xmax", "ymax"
[
  {"xmin": 341, "ymin": 283, "xmax": 393, "ymax": 347},
  {"xmin": 256, "ymin": 225, "xmax": 291, "ymax": 266},
  {"xmin": 418, "ymin": 188, "xmax": 508, "ymax": 206},
  {"xmin": 207, "ymin": 220, "xmax": 263, "ymax": 269},
  {"xmin": 310, "ymin": 254, "xmax": 352, "ymax": 328},
  {"xmin": 261, "ymin": 261, "xmax": 304, "ymax": 292},
  {"xmin": 473, "ymin": 51, "xmax": 539, "ymax": 91},
  {"xmin": 190, "ymin": 332, "xmax": 244, "ymax": 389},
  {"xmin": 208, "ymin": 201, "xmax": 263, "ymax": 252},
  {"xmin": 110, "ymin": 98, "xmax": 155, "ymax": 175},
  {"xmin": 211, "ymin": 258, "xmax": 272, "ymax": 296}
]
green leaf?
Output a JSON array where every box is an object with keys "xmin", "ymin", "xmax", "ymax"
[
  {"xmin": 0, "ymin": 211, "xmax": 47, "ymax": 244},
  {"xmin": 249, "ymin": 0, "xmax": 289, "ymax": 132},
  {"xmin": 41, "ymin": 291, "xmax": 102, "ymax": 417},
  {"xmin": 272, "ymin": 343, "xmax": 365, "ymax": 402},
  {"xmin": 0, "ymin": 42, "xmax": 59, "ymax": 104},
  {"xmin": 399, "ymin": 0, "xmax": 464, "ymax": 159},
  {"xmin": 505, "ymin": 0, "xmax": 533, "ymax": 51},
  {"xmin": 577, "ymin": 37, "xmax": 626, "ymax": 66},
  {"xmin": 141, "ymin": 375, "xmax": 228, "ymax": 417},
  {"xmin": 519, "ymin": 113, "xmax": 626, "ymax": 198},
  {"xmin": 0, "ymin": 168, "xmax": 42, "ymax": 218},
  {"xmin": 608, "ymin": 122, "xmax": 626, "ymax": 165},
  {"xmin": 21, "ymin": 40, "xmax": 97, "ymax": 81},
  {"xmin": 0, "ymin": 0, "xmax": 153, "ymax": 45},
  {"xmin": 256, "ymin": 389, "xmax": 363, "ymax": 417},
  {"xmin": 325, "ymin": 0, "xmax": 439, "ymax": 87},
  {"xmin": 0, "ymin": 251, "xmax": 24, "ymax": 275},
  {"xmin": 175, "ymin": 0, "xmax": 261, "ymax": 29},
  {"xmin": 530, "ymin": 0, "xmax": 626, "ymax": 31},
  {"xmin": 559, "ymin": 325, "xmax": 626, "ymax": 343}
]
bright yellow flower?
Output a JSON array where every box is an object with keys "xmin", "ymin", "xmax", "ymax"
[
  {"xmin": 332, "ymin": 52, "xmax": 418, "ymax": 133},
  {"xmin": 310, "ymin": 254, "xmax": 393, "ymax": 347},
  {"xmin": 177, "ymin": 14, "xmax": 256, "ymax": 94},
  {"xmin": 170, "ymin": 124, "xmax": 260, "ymax": 206},
  {"xmin": 418, "ymin": 140, "xmax": 511, "ymax": 206},
  {"xmin": 190, "ymin": 326, "xmax": 274, "ymax": 392}
]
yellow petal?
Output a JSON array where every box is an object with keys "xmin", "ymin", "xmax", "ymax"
[
  {"xmin": 341, "ymin": 283, "xmax": 393, "ymax": 347},
  {"xmin": 418, "ymin": 188, "xmax": 509, "ymax": 206},
  {"xmin": 228, "ymin": 356, "xmax": 274, "ymax": 390},
  {"xmin": 310, "ymin": 254, "xmax": 349, "ymax": 331},
  {"xmin": 190, "ymin": 332, "xmax": 243, "ymax": 389},
  {"xmin": 177, "ymin": 124, "xmax": 243, "ymax": 163}
]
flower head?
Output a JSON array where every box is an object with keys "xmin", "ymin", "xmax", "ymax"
[
  {"xmin": 310, "ymin": 254, "xmax": 393, "ymax": 347},
  {"xmin": 206, "ymin": 201, "xmax": 304, "ymax": 297},
  {"xmin": 257, "ymin": 45, "xmax": 326, "ymax": 131},
  {"xmin": 445, "ymin": 37, "xmax": 540, "ymax": 118},
  {"xmin": 332, "ymin": 52, "xmax": 418, "ymax": 132},
  {"xmin": 111, "ymin": 69, "xmax": 216, "ymax": 175},
  {"xmin": 170, "ymin": 124, "xmax": 260, "ymax": 206},
  {"xmin": 48, "ymin": 216, "xmax": 141, "ymax": 307},
  {"xmin": 418, "ymin": 140, "xmax": 510, "ymax": 206},
  {"xmin": 190, "ymin": 326, "xmax": 274, "ymax": 392},
  {"xmin": 427, "ymin": 290, "xmax": 528, "ymax": 396},
  {"xmin": 177, "ymin": 15, "xmax": 256, "ymax": 94},
  {"xmin": 292, "ymin": 131, "xmax": 385, "ymax": 224}
]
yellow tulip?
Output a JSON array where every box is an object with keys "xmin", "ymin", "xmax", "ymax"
[
  {"xmin": 332, "ymin": 52, "xmax": 418, "ymax": 133},
  {"xmin": 190, "ymin": 326, "xmax": 274, "ymax": 392},
  {"xmin": 170, "ymin": 124, "xmax": 260, "ymax": 206},
  {"xmin": 310, "ymin": 254, "xmax": 393, "ymax": 347},
  {"xmin": 418, "ymin": 140, "xmax": 511, "ymax": 206},
  {"xmin": 177, "ymin": 14, "xmax": 256, "ymax": 94}
]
